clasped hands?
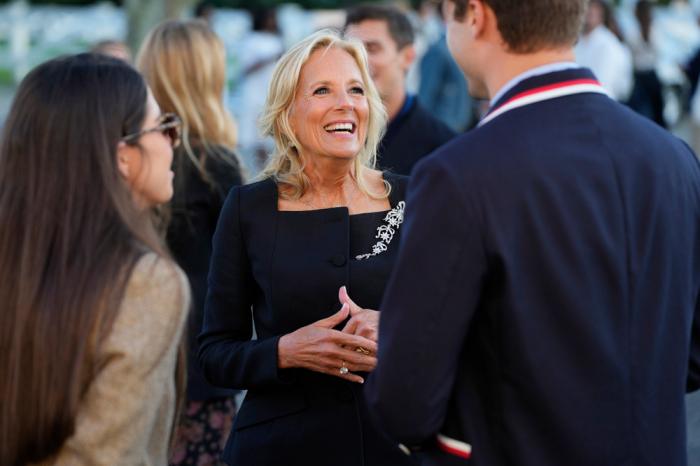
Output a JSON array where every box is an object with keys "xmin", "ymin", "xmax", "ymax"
[{"xmin": 277, "ymin": 286, "xmax": 379, "ymax": 383}]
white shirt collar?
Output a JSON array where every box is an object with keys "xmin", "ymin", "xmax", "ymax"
[{"xmin": 489, "ymin": 62, "xmax": 581, "ymax": 107}]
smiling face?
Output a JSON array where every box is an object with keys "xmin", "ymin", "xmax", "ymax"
[{"xmin": 288, "ymin": 46, "xmax": 370, "ymax": 164}]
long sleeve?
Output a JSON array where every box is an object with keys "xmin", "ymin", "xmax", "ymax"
[
  {"xmin": 42, "ymin": 254, "xmax": 189, "ymax": 466},
  {"xmin": 198, "ymin": 187, "xmax": 288, "ymax": 390},
  {"xmin": 365, "ymin": 155, "xmax": 488, "ymax": 445}
]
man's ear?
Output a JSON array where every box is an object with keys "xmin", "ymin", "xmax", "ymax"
[
  {"xmin": 116, "ymin": 141, "xmax": 132, "ymax": 180},
  {"xmin": 469, "ymin": 0, "xmax": 488, "ymax": 39},
  {"xmin": 399, "ymin": 44, "xmax": 417, "ymax": 72}
]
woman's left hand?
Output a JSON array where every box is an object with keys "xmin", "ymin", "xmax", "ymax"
[{"xmin": 339, "ymin": 286, "xmax": 379, "ymax": 343}]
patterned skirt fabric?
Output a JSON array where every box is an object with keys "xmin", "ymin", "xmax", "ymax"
[{"xmin": 169, "ymin": 397, "xmax": 236, "ymax": 466}]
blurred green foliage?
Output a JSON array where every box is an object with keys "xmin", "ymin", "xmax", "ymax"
[{"xmin": 0, "ymin": 69, "xmax": 13, "ymax": 86}]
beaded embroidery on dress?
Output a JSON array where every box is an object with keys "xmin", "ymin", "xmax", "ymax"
[{"xmin": 355, "ymin": 201, "xmax": 405, "ymax": 260}]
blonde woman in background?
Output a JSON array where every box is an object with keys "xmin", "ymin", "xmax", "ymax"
[{"xmin": 137, "ymin": 19, "xmax": 244, "ymax": 466}]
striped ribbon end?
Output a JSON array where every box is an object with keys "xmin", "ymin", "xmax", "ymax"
[{"xmin": 436, "ymin": 434, "xmax": 472, "ymax": 459}]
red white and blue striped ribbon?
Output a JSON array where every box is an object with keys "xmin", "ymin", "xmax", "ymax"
[{"xmin": 479, "ymin": 78, "xmax": 608, "ymax": 127}]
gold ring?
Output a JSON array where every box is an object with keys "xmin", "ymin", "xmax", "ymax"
[{"xmin": 355, "ymin": 346, "xmax": 370, "ymax": 355}]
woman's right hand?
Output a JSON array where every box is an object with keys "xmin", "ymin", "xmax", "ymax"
[{"xmin": 277, "ymin": 304, "xmax": 378, "ymax": 383}]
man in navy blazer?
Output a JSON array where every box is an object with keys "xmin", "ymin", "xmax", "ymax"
[{"xmin": 365, "ymin": 0, "xmax": 700, "ymax": 465}]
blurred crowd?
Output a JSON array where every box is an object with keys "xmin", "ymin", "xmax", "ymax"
[
  {"xmin": 6, "ymin": 0, "xmax": 700, "ymax": 167},
  {"xmin": 195, "ymin": 0, "xmax": 700, "ymax": 173}
]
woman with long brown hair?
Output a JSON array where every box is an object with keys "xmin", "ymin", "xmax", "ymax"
[
  {"xmin": 0, "ymin": 53, "xmax": 189, "ymax": 466},
  {"xmin": 137, "ymin": 20, "xmax": 243, "ymax": 466}
]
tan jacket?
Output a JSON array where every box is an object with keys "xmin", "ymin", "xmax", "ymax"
[{"xmin": 37, "ymin": 253, "xmax": 190, "ymax": 466}]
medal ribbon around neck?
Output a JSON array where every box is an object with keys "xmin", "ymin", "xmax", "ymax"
[{"xmin": 479, "ymin": 78, "xmax": 608, "ymax": 127}]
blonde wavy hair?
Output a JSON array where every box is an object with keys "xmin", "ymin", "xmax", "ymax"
[
  {"xmin": 259, "ymin": 29, "xmax": 388, "ymax": 199},
  {"xmin": 137, "ymin": 19, "xmax": 239, "ymax": 179}
]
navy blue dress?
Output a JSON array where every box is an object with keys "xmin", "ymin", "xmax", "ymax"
[{"xmin": 199, "ymin": 173, "xmax": 415, "ymax": 466}]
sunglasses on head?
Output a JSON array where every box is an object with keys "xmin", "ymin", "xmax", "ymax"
[{"xmin": 121, "ymin": 112, "xmax": 182, "ymax": 148}]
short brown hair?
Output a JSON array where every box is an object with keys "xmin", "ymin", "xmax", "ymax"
[
  {"xmin": 449, "ymin": 0, "xmax": 588, "ymax": 53},
  {"xmin": 345, "ymin": 4, "xmax": 415, "ymax": 50}
]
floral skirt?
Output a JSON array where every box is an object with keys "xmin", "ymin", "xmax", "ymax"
[{"xmin": 169, "ymin": 397, "xmax": 236, "ymax": 466}]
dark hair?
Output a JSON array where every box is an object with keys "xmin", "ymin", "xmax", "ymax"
[
  {"xmin": 448, "ymin": 0, "xmax": 588, "ymax": 53},
  {"xmin": 0, "ymin": 53, "xmax": 180, "ymax": 465},
  {"xmin": 250, "ymin": 6, "xmax": 278, "ymax": 33},
  {"xmin": 345, "ymin": 3, "xmax": 415, "ymax": 50},
  {"xmin": 194, "ymin": 1, "xmax": 214, "ymax": 19}
]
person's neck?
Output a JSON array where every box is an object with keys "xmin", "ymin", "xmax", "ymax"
[
  {"xmin": 303, "ymin": 157, "xmax": 358, "ymax": 207},
  {"xmin": 484, "ymin": 48, "xmax": 576, "ymax": 102},
  {"xmin": 384, "ymin": 89, "xmax": 407, "ymax": 122}
]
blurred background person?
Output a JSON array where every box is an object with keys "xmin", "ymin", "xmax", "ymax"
[
  {"xmin": 198, "ymin": 30, "xmax": 415, "ymax": 466},
  {"xmin": 402, "ymin": 0, "xmax": 442, "ymax": 94},
  {"xmin": 417, "ymin": 1, "xmax": 474, "ymax": 132},
  {"xmin": 627, "ymin": 0, "xmax": 666, "ymax": 127},
  {"xmin": 684, "ymin": 44, "xmax": 700, "ymax": 107},
  {"xmin": 236, "ymin": 6, "xmax": 284, "ymax": 175},
  {"xmin": 194, "ymin": 1, "xmax": 216, "ymax": 25},
  {"xmin": 137, "ymin": 19, "xmax": 244, "ymax": 466},
  {"xmin": 90, "ymin": 39, "xmax": 132, "ymax": 63},
  {"xmin": 576, "ymin": 0, "xmax": 634, "ymax": 101},
  {"xmin": 683, "ymin": 8, "xmax": 700, "ymax": 160},
  {"xmin": 345, "ymin": 3, "xmax": 456, "ymax": 176},
  {"xmin": 0, "ymin": 53, "xmax": 188, "ymax": 466}
]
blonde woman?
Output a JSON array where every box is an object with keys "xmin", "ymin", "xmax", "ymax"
[
  {"xmin": 137, "ymin": 19, "xmax": 243, "ymax": 466},
  {"xmin": 198, "ymin": 30, "xmax": 415, "ymax": 466}
]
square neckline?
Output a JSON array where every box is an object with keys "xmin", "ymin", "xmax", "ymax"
[{"xmin": 273, "ymin": 171, "xmax": 399, "ymax": 216}]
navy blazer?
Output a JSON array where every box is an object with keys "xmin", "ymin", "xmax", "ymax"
[
  {"xmin": 198, "ymin": 173, "xmax": 415, "ymax": 466},
  {"xmin": 378, "ymin": 97, "xmax": 457, "ymax": 176},
  {"xmin": 366, "ymin": 68, "xmax": 700, "ymax": 466}
]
